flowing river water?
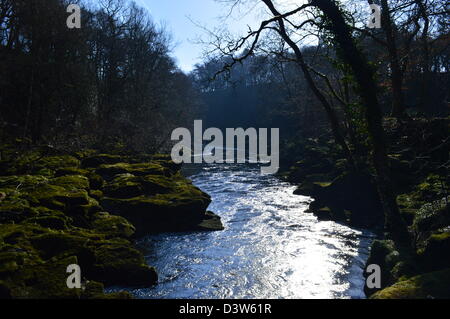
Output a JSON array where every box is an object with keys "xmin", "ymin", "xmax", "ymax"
[{"xmin": 122, "ymin": 163, "xmax": 375, "ymax": 299}]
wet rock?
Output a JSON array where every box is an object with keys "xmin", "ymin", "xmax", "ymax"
[
  {"xmin": 371, "ymin": 268, "xmax": 450, "ymax": 299},
  {"xmin": 195, "ymin": 211, "xmax": 224, "ymax": 231}
]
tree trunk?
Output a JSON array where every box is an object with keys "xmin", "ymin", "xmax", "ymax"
[
  {"xmin": 310, "ymin": 0, "xmax": 410, "ymax": 245},
  {"xmin": 380, "ymin": 0, "xmax": 406, "ymax": 118}
]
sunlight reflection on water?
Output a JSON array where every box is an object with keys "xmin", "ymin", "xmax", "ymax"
[{"xmin": 124, "ymin": 163, "xmax": 375, "ymax": 299}]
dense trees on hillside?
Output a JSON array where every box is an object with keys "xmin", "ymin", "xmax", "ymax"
[{"xmin": 0, "ymin": 0, "xmax": 201, "ymax": 152}]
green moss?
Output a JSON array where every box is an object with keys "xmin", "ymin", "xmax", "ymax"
[
  {"xmin": 140, "ymin": 174, "xmax": 175, "ymax": 194},
  {"xmin": 371, "ymin": 268, "xmax": 450, "ymax": 299},
  {"xmin": 0, "ymin": 195, "xmax": 37, "ymax": 223},
  {"xmin": 35, "ymin": 156, "xmax": 80, "ymax": 171},
  {"xmin": 81, "ymin": 154, "xmax": 124, "ymax": 168},
  {"xmin": 413, "ymin": 198, "xmax": 450, "ymax": 234},
  {"xmin": 28, "ymin": 184, "xmax": 89, "ymax": 209},
  {"xmin": 86, "ymin": 172, "xmax": 104, "ymax": 190},
  {"xmin": 89, "ymin": 189, "xmax": 103, "ymax": 201},
  {"xmin": 91, "ymin": 212, "xmax": 135, "ymax": 238},
  {"xmin": 91, "ymin": 242, "xmax": 157, "ymax": 287},
  {"xmin": 101, "ymin": 184, "xmax": 211, "ymax": 235},
  {"xmin": 5, "ymin": 256, "xmax": 83, "ymax": 298},
  {"xmin": 0, "ymin": 149, "xmax": 224, "ymax": 297},
  {"xmin": 417, "ymin": 231, "xmax": 450, "ymax": 271},
  {"xmin": 55, "ymin": 167, "xmax": 89, "ymax": 177},
  {"xmin": 96, "ymin": 162, "xmax": 168, "ymax": 180},
  {"xmin": 103, "ymin": 174, "xmax": 142, "ymax": 198},
  {"xmin": 50, "ymin": 175, "xmax": 90, "ymax": 191},
  {"xmin": 73, "ymin": 149, "xmax": 97, "ymax": 160},
  {"xmin": 22, "ymin": 216, "xmax": 68, "ymax": 230},
  {"xmin": 0, "ymin": 175, "xmax": 48, "ymax": 191}
]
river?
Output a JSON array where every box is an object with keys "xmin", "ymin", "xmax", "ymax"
[{"xmin": 122, "ymin": 163, "xmax": 375, "ymax": 299}]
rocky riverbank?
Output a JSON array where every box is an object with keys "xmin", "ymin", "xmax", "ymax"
[
  {"xmin": 284, "ymin": 117, "xmax": 450, "ymax": 299},
  {"xmin": 0, "ymin": 141, "xmax": 223, "ymax": 298}
]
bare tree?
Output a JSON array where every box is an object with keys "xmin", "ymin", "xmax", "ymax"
[{"xmin": 209, "ymin": 0, "xmax": 411, "ymax": 244}]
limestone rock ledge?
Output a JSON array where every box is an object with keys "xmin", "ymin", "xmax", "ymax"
[{"xmin": 0, "ymin": 145, "xmax": 223, "ymax": 298}]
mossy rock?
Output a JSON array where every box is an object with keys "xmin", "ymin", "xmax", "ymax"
[
  {"xmin": 140, "ymin": 174, "xmax": 174, "ymax": 194},
  {"xmin": 86, "ymin": 172, "xmax": 104, "ymax": 190},
  {"xmin": 195, "ymin": 211, "xmax": 224, "ymax": 231},
  {"xmin": 54, "ymin": 167, "xmax": 89, "ymax": 178},
  {"xmin": 103, "ymin": 174, "xmax": 142, "ymax": 199},
  {"xmin": 22, "ymin": 215, "xmax": 68, "ymax": 230},
  {"xmin": 91, "ymin": 212, "xmax": 135, "ymax": 238},
  {"xmin": 0, "ymin": 252, "xmax": 130, "ymax": 299},
  {"xmin": 28, "ymin": 184, "xmax": 89, "ymax": 210},
  {"xmin": 364, "ymin": 240, "xmax": 419, "ymax": 297},
  {"xmin": 81, "ymin": 154, "xmax": 124, "ymax": 168},
  {"xmin": 0, "ymin": 175, "xmax": 48, "ymax": 191},
  {"xmin": 2, "ymin": 256, "xmax": 84, "ymax": 298},
  {"xmin": 102, "ymin": 194, "xmax": 210, "ymax": 235},
  {"xmin": 0, "ymin": 152, "xmax": 72, "ymax": 176},
  {"xmin": 72, "ymin": 149, "xmax": 98, "ymax": 161},
  {"xmin": 371, "ymin": 268, "xmax": 450, "ymax": 299},
  {"xmin": 50, "ymin": 175, "xmax": 90, "ymax": 191},
  {"xmin": 103, "ymin": 173, "xmax": 174, "ymax": 199},
  {"xmin": 413, "ymin": 198, "xmax": 450, "ymax": 235},
  {"xmin": 35, "ymin": 156, "xmax": 80, "ymax": 171},
  {"xmin": 0, "ymin": 195, "xmax": 37, "ymax": 224},
  {"xmin": 29, "ymin": 231, "xmax": 97, "ymax": 262},
  {"xmin": 90, "ymin": 243, "xmax": 158, "ymax": 287},
  {"xmin": 364, "ymin": 240, "xmax": 402, "ymax": 297},
  {"xmin": 89, "ymin": 189, "xmax": 103, "ymax": 201},
  {"xmin": 0, "ymin": 224, "xmax": 157, "ymax": 290},
  {"xmin": 314, "ymin": 207, "xmax": 334, "ymax": 221},
  {"xmin": 418, "ymin": 231, "xmax": 450, "ymax": 271},
  {"xmin": 96, "ymin": 163, "xmax": 169, "ymax": 180},
  {"xmin": 81, "ymin": 281, "xmax": 132, "ymax": 299},
  {"xmin": 101, "ymin": 177, "xmax": 211, "ymax": 235}
]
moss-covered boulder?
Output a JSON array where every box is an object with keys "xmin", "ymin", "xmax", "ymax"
[
  {"xmin": 0, "ymin": 146, "xmax": 223, "ymax": 298},
  {"xmin": 89, "ymin": 242, "xmax": 157, "ymax": 287},
  {"xmin": 371, "ymin": 268, "xmax": 450, "ymax": 299},
  {"xmin": 103, "ymin": 174, "xmax": 142, "ymax": 198},
  {"xmin": 91, "ymin": 212, "xmax": 135, "ymax": 238},
  {"xmin": 0, "ymin": 224, "xmax": 157, "ymax": 295},
  {"xmin": 397, "ymin": 174, "xmax": 448, "ymax": 225},
  {"xmin": 81, "ymin": 154, "xmax": 124, "ymax": 168},
  {"xmin": 101, "ymin": 192, "xmax": 211, "ymax": 235},
  {"xmin": 413, "ymin": 198, "xmax": 450, "ymax": 236},
  {"xmin": 418, "ymin": 231, "xmax": 450, "ymax": 272},
  {"xmin": 101, "ymin": 170, "xmax": 222, "ymax": 234},
  {"xmin": 96, "ymin": 162, "xmax": 169, "ymax": 180},
  {"xmin": 364, "ymin": 240, "xmax": 419, "ymax": 297}
]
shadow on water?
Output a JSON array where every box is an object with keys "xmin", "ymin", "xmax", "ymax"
[{"xmin": 112, "ymin": 163, "xmax": 375, "ymax": 299}]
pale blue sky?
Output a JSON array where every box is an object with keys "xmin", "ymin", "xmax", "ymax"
[{"xmin": 136, "ymin": 0, "xmax": 262, "ymax": 72}]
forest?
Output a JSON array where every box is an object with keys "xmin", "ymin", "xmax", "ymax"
[{"xmin": 0, "ymin": 0, "xmax": 449, "ymax": 300}]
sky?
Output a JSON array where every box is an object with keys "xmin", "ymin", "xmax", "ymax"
[
  {"xmin": 136, "ymin": 0, "xmax": 303, "ymax": 73},
  {"xmin": 136, "ymin": 0, "xmax": 260, "ymax": 72}
]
